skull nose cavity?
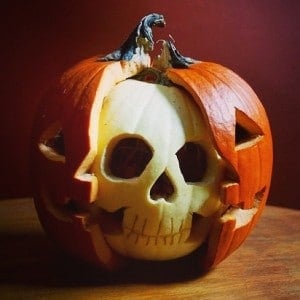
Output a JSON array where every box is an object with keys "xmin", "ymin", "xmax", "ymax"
[{"xmin": 150, "ymin": 172, "xmax": 175, "ymax": 201}]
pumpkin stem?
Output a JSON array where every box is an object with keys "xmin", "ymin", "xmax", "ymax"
[
  {"xmin": 99, "ymin": 13, "xmax": 166, "ymax": 62},
  {"xmin": 167, "ymin": 39, "xmax": 196, "ymax": 68},
  {"xmin": 153, "ymin": 39, "xmax": 196, "ymax": 70}
]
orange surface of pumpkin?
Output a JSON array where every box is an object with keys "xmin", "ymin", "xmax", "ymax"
[{"xmin": 31, "ymin": 13, "xmax": 272, "ymax": 271}]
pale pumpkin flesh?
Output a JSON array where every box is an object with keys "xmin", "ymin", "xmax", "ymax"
[{"xmin": 91, "ymin": 79, "xmax": 224, "ymax": 260}]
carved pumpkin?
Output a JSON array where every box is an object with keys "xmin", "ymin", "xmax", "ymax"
[{"xmin": 31, "ymin": 13, "xmax": 272, "ymax": 271}]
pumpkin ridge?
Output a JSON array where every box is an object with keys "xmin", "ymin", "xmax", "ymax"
[
  {"xmin": 191, "ymin": 63, "xmax": 255, "ymax": 117},
  {"xmin": 61, "ymin": 57, "xmax": 108, "ymax": 89},
  {"xmin": 61, "ymin": 61, "xmax": 111, "ymax": 109},
  {"xmin": 197, "ymin": 63, "xmax": 270, "ymax": 131}
]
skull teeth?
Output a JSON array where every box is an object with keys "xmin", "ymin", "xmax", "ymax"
[
  {"xmin": 123, "ymin": 216, "xmax": 193, "ymax": 246},
  {"xmin": 124, "ymin": 224, "xmax": 191, "ymax": 246},
  {"xmin": 99, "ymin": 207, "xmax": 207, "ymax": 249}
]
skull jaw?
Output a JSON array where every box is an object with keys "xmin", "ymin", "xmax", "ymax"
[
  {"xmin": 99, "ymin": 209, "xmax": 215, "ymax": 261},
  {"xmin": 104, "ymin": 234, "xmax": 201, "ymax": 260}
]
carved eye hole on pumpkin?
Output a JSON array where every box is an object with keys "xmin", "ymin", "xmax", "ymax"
[
  {"xmin": 38, "ymin": 122, "xmax": 66, "ymax": 163},
  {"xmin": 107, "ymin": 137, "xmax": 153, "ymax": 179},
  {"xmin": 176, "ymin": 142, "xmax": 207, "ymax": 183},
  {"xmin": 235, "ymin": 109, "xmax": 263, "ymax": 150}
]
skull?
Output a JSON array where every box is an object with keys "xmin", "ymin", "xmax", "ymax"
[{"xmin": 91, "ymin": 79, "xmax": 223, "ymax": 260}]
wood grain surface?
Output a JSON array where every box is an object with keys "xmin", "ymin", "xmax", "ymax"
[{"xmin": 0, "ymin": 198, "xmax": 299, "ymax": 299}]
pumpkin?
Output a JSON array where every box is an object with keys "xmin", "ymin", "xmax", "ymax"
[{"xmin": 31, "ymin": 13, "xmax": 272, "ymax": 271}]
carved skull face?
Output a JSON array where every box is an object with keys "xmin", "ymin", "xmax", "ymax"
[{"xmin": 91, "ymin": 79, "xmax": 223, "ymax": 260}]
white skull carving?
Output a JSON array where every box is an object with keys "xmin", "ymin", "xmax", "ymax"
[{"xmin": 92, "ymin": 79, "xmax": 223, "ymax": 260}]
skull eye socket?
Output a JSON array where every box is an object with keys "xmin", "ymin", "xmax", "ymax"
[
  {"xmin": 176, "ymin": 142, "xmax": 207, "ymax": 183},
  {"xmin": 108, "ymin": 137, "xmax": 153, "ymax": 179}
]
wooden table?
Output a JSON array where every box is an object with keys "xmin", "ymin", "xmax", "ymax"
[{"xmin": 0, "ymin": 198, "xmax": 299, "ymax": 299}]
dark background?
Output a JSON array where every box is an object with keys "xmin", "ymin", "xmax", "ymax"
[{"xmin": 1, "ymin": 1, "xmax": 299, "ymax": 209}]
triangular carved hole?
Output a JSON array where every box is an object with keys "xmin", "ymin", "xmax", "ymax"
[
  {"xmin": 38, "ymin": 122, "xmax": 66, "ymax": 162},
  {"xmin": 235, "ymin": 109, "xmax": 263, "ymax": 150},
  {"xmin": 44, "ymin": 129, "xmax": 65, "ymax": 156}
]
